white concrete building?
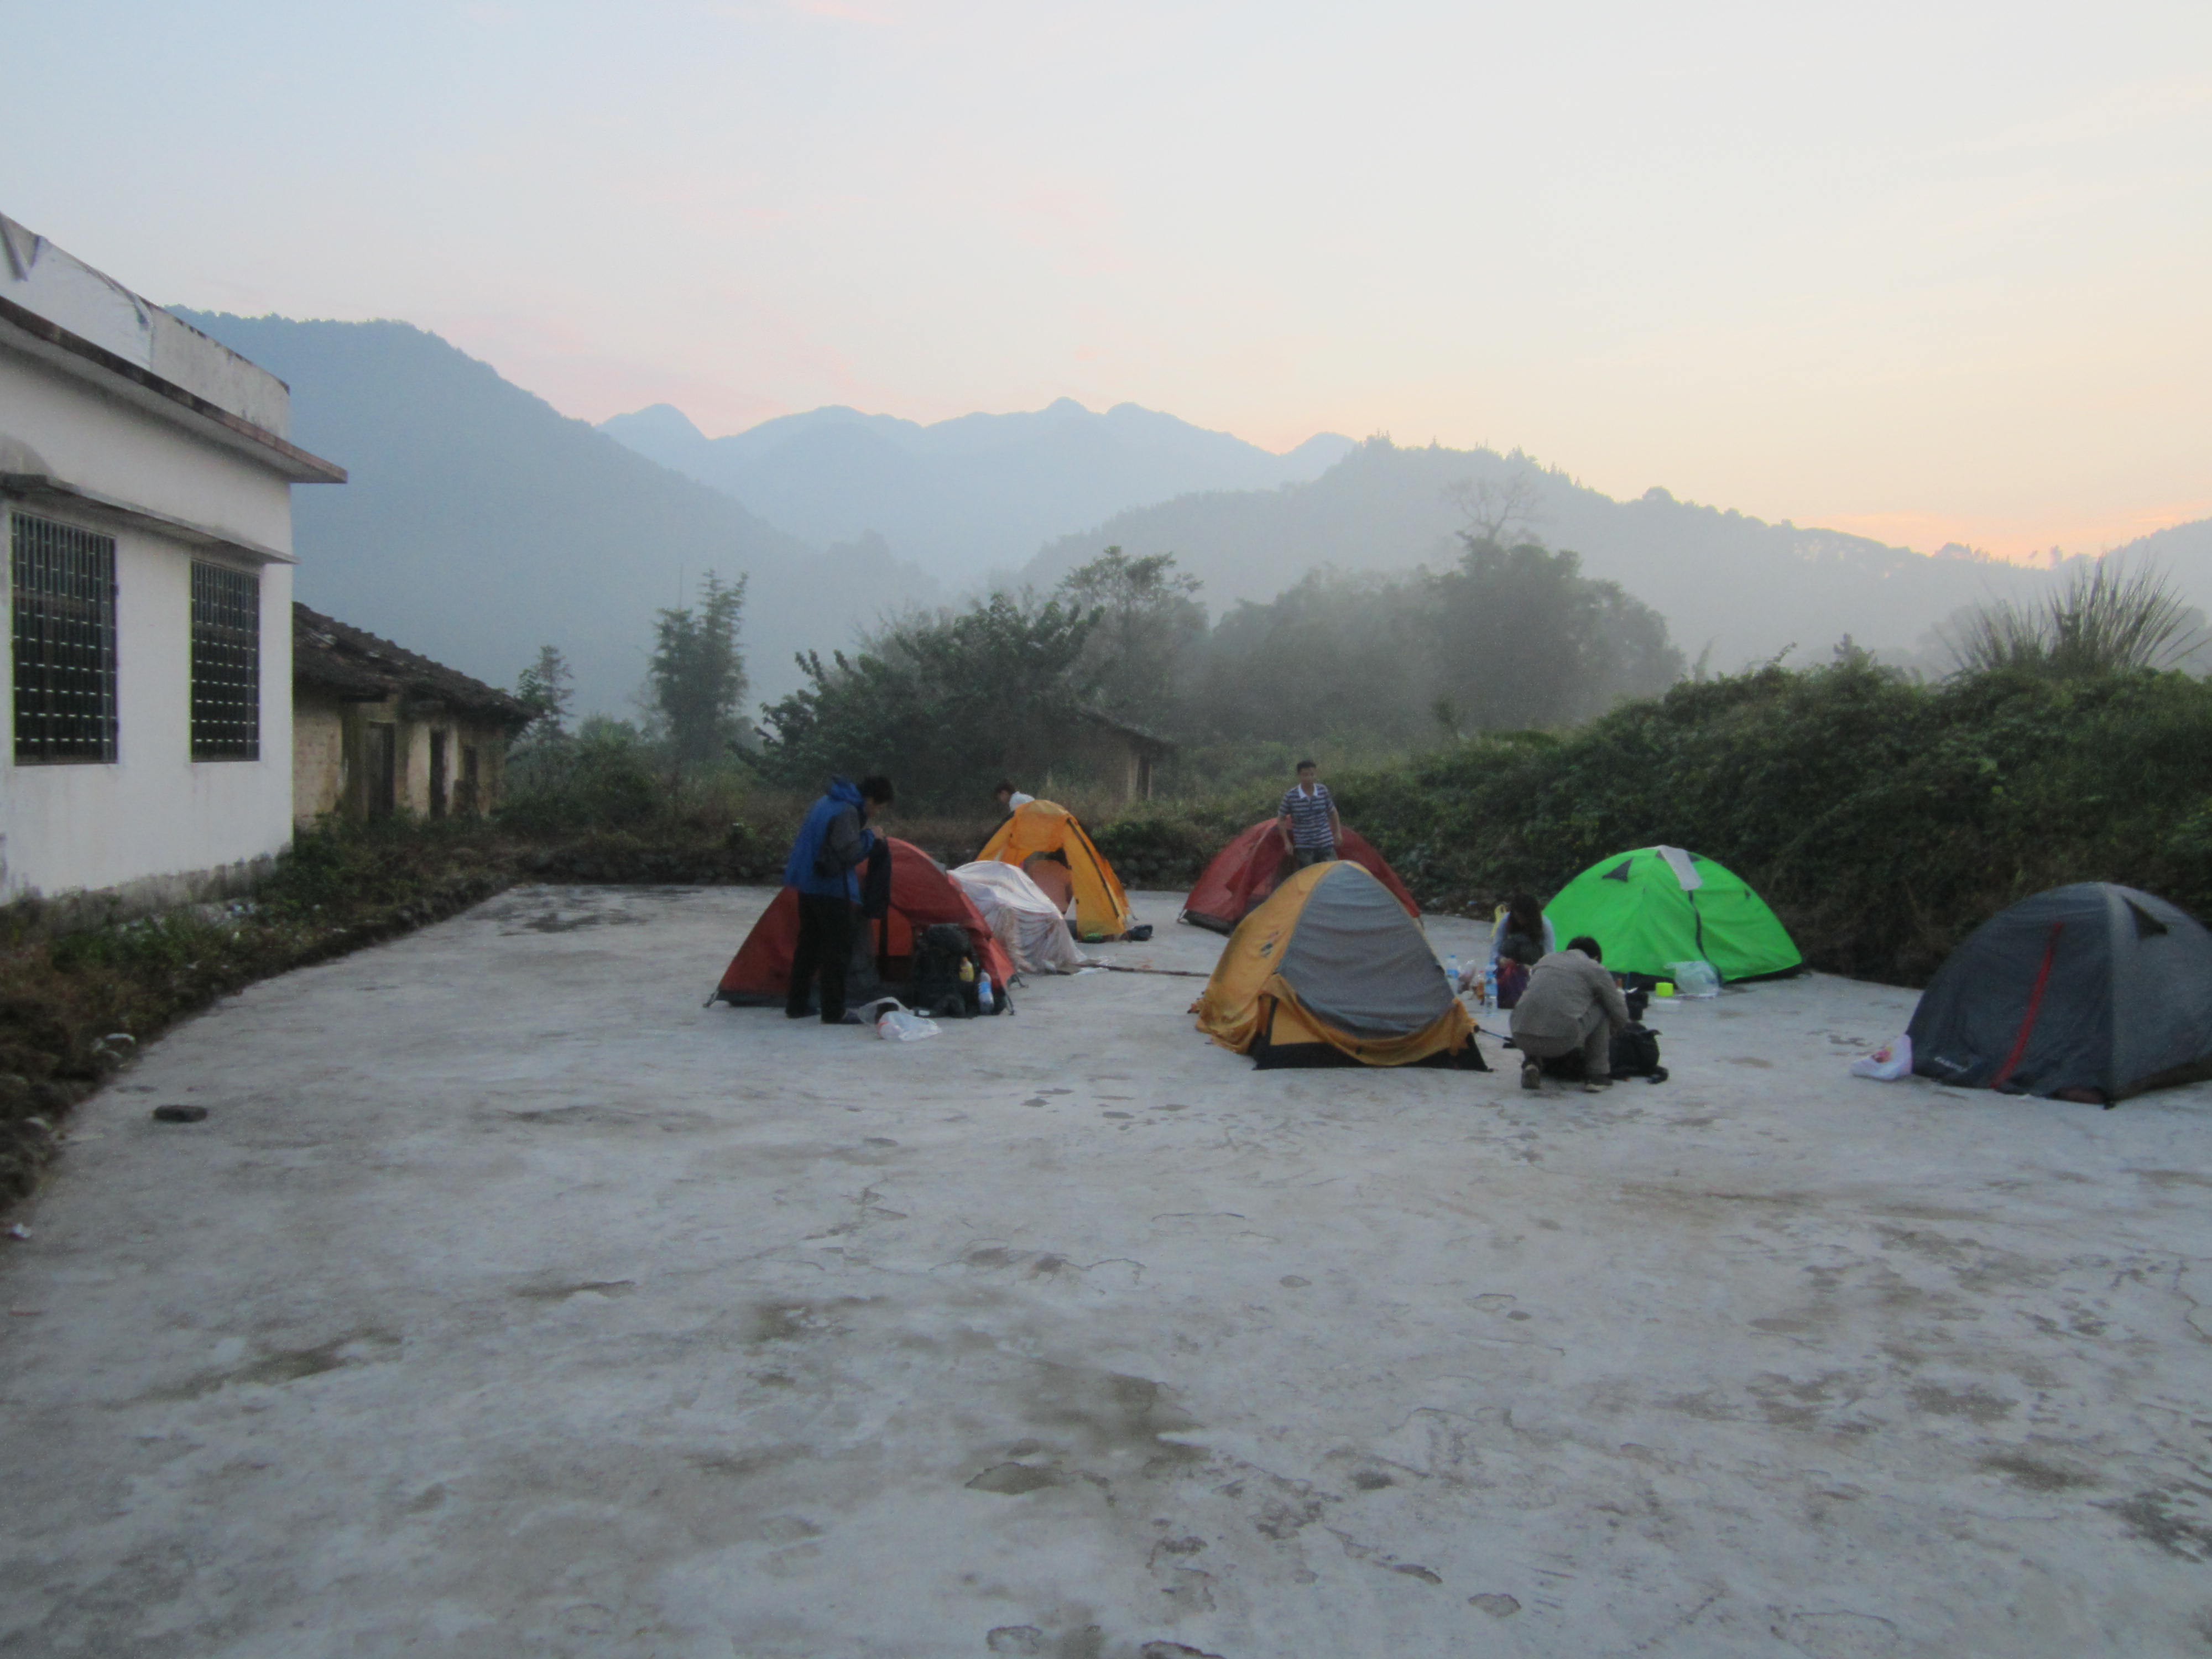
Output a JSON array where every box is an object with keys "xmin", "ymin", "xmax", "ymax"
[{"xmin": 1, "ymin": 212, "xmax": 343, "ymax": 912}]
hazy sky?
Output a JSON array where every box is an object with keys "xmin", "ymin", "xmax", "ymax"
[{"xmin": 12, "ymin": 1, "xmax": 2209, "ymax": 559}]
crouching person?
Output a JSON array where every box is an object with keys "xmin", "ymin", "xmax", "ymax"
[
  {"xmin": 1509, "ymin": 935, "xmax": 1630, "ymax": 1093},
  {"xmin": 784, "ymin": 774, "xmax": 895, "ymax": 1024}
]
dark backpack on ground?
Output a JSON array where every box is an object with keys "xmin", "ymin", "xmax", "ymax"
[
  {"xmin": 1611, "ymin": 1023, "xmax": 1666, "ymax": 1082},
  {"xmin": 907, "ymin": 924, "xmax": 977, "ymax": 1018},
  {"xmin": 1538, "ymin": 1022, "xmax": 1667, "ymax": 1083},
  {"xmin": 905, "ymin": 924, "xmax": 1012, "ymax": 1019}
]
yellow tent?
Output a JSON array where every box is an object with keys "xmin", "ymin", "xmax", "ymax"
[
  {"xmin": 976, "ymin": 800, "xmax": 1134, "ymax": 940},
  {"xmin": 1193, "ymin": 861, "xmax": 1481, "ymax": 1069}
]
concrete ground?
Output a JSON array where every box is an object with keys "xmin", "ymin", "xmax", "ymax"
[{"xmin": 4, "ymin": 885, "xmax": 2211, "ymax": 1657}]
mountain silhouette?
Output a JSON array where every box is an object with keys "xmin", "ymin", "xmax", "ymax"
[
  {"xmin": 176, "ymin": 312, "xmax": 940, "ymax": 718},
  {"xmin": 1020, "ymin": 438, "xmax": 2212, "ymax": 673},
  {"xmin": 599, "ymin": 398, "xmax": 1354, "ymax": 583}
]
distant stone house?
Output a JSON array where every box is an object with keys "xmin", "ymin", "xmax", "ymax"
[
  {"xmin": 1071, "ymin": 709, "xmax": 1174, "ymax": 803},
  {"xmin": 291, "ymin": 605, "xmax": 532, "ymax": 824},
  {"xmin": 1, "ymin": 210, "xmax": 345, "ymax": 910}
]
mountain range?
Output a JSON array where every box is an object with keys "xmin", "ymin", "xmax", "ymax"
[
  {"xmin": 183, "ymin": 310, "xmax": 2212, "ymax": 719},
  {"xmin": 1020, "ymin": 440, "xmax": 2086, "ymax": 675},
  {"xmin": 178, "ymin": 312, "xmax": 942, "ymax": 718},
  {"xmin": 598, "ymin": 400, "xmax": 1355, "ymax": 584}
]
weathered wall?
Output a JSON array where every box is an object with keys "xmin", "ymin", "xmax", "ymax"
[
  {"xmin": 290, "ymin": 695, "xmax": 511, "ymax": 825},
  {"xmin": 292, "ymin": 697, "xmax": 351, "ymax": 826}
]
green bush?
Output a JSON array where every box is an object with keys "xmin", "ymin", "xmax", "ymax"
[
  {"xmin": 500, "ymin": 719, "xmax": 662, "ymax": 833},
  {"xmin": 1260, "ymin": 660, "xmax": 2212, "ymax": 984}
]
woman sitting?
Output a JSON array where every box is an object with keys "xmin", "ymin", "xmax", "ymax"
[{"xmin": 1483, "ymin": 894, "xmax": 1553, "ymax": 1008}]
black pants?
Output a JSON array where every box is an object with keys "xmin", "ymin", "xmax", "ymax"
[{"xmin": 788, "ymin": 895, "xmax": 857, "ymax": 1023}]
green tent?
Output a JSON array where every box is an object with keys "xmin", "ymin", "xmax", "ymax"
[{"xmin": 1544, "ymin": 846, "xmax": 1802, "ymax": 983}]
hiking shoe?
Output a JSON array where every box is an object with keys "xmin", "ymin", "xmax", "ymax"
[
  {"xmin": 1520, "ymin": 1061, "xmax": 1542, "ymax": 1092},
  {"xmin": 1580, "ymin": 1078, "xmax": 1613, "ymax": 1094}
]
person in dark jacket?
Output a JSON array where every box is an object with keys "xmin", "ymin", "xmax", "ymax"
[{"xmin": 784, "ymin": 774, "xmax": 895, "ymax": 1024}]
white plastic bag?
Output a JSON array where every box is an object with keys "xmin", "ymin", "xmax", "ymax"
[
  {"xmin": 1667, "ymin": 959, "xmax": 1721, "ymax": 998},
  {"xmin": 1850, "ymin": 1035, "xmax": 1913, "ymax": 1081},
  {"xmin": 876, "ymin": 1009, "xmax": 940, "ymax": 1042}
]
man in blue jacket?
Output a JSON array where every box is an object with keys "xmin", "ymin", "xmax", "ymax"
[{"xmin": 784, "ymin": 774, "xmax": 895, "ymax": 1024}]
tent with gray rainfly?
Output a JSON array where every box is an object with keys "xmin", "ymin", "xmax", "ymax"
[{"xmin": 1907, "ymin": 882, "xmax": 2212, "ymax": 1104}]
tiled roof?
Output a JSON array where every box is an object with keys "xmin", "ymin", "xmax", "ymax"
[{"xmin": 293, "ymin": 603, "xmax": 533, "ymax": 728}]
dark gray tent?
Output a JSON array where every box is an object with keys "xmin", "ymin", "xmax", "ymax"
[{"xmin": 1908, "ymin": 883, "xmax": 2212, "ymax": 1103}]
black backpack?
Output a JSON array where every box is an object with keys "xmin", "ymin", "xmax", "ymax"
[
  {"xmin": 905, "ymin": 924, "xmax": 1012, "ymax": 1019},
  {"xmin": 1539, "ymin": 1022, "xmax": 1667, "ymax": 1083},
  {"xmin": 1610, "ymin": 1022, "xmax": 1667, "ymax": 1083}
]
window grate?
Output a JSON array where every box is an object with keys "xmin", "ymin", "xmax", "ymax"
[
  {"xmin": 11, "ymin": 513, "xmax": 118, "ymax": 764},
  {"xmin": 191, "ymin": 561, "xmax": 260, "ymax": 760}
]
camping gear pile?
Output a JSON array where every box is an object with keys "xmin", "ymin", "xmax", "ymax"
[
  {"xmin": 1906, "ymin": 881, "xmax": 2212, "ymax": 1104},
  {"xmin": 1181, "ymin": 821, "xmax": 1420, "ymax": 935},
  {"xmin": 951, "ymin": 860, "xmax": 1092, "ymax": 975},
  {"xmin": 1545, "ymin": 845, "xmax": 1802, "ymax": 983},
  {"xmin": 1193, "ymin": 861, "xmax": 1483, "ymax": 1069},
  {"xmin": 975, "ymin": 800, "xmax": 1136, "ymax": 941},
  {"xmin": 902, "ymin": 921, "xmax": 1008, "ymax": 1019}
]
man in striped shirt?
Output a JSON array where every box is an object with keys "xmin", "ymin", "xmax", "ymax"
[{"xmin": 1277, "ymin": 760, "xmax": 1342, "ymax": 868}]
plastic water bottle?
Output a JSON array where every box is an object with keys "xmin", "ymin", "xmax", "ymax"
[
  {"xmin": 977, "ymin": 972, "xmax": 994, "ymax": 1014},
  {"xmin": 1445, "ymin": 953, "xmax": 1461, "ymax": 993},
  {"xmin": 1481, "ymin": 965, "xmax": 1497, "ymax": 1006}
]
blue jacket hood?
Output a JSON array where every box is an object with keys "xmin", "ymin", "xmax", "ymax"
[{"xmin": 785, "ymin": 775, "xmax": 874, "ymax": 899}]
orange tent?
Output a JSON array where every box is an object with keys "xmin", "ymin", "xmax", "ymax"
[
  {"xmin": 1193, "ymin": 861, "xmax": 1481, "ymax": 1069},
  {"xmin": 975, "ymin": 800, "xmax": 1134, "ymax": 940},
  {"xmin": 1181, "ymin": 820, "xmax": 1419, "ymax": 935},
  {"xmin": 714, "ymin": 838, "xmax": 1014, "ymax": 1006}
]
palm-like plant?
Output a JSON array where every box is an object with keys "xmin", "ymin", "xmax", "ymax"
[{"xmin": 1947, "ymin": 561, "xmax": 2205, "ymax": 678}]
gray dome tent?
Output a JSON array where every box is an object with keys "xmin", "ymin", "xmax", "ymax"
[{"xmin": 1908, "ymin": 883, "xmax": 2212, "ymax": 1103}]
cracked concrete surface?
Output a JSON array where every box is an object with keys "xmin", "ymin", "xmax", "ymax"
[{"xmin": 4, "ymin": 883, "xmax": 2212, "ymax": 1656}]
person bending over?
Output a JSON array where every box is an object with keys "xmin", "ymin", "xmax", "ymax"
[
  {"xmin": 994, "ymin": 780, "xmax": 1035, "ymax": 816},
  {"xmin": 1509, "ymin": 935, "xmax": 1629, "ymax": 1093},
  {"xmin": 784, "ymin": 773, "xmax": 895, "ymax": 1024},
  {"xmin": 1276, "ymin": 760, "xmax": 1342, "ymax": 869}
]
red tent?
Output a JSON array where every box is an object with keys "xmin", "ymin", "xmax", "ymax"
[
  {"xmin": 715, "ymin": 838, "xmax": 1015, "ymax": 1005},
  {"xmin": 1180, "ymin": 821, "xmax": 1421, "ymax": 935}
]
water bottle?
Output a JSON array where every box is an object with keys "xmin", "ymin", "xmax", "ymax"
[
  {"xmin": 1445, "ymin": 953, "xmax": 1461, "ymax": 993},
  {"xmin": 977, "ymin": 972, "xmax": 994, "ymax": 1013},
  {"xmin": 1481, "ymin": 965, "xmax": 1497, "ymax": 1006}
]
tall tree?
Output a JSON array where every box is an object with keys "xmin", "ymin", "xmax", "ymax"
[
  {"xmin": 754, "ymin": 592, "xmax": 1095, "ymax": 808},
  {"xmin": 649, "ymin": 571, "xmax": 748, "ymax": 765},
  {"xmin": 1058, "ymin": 546, "xmax": 1207, "ymax": 729},
  {"xmin": 514, "ymin": 645, "xmax": 575, "ymax": 736}
]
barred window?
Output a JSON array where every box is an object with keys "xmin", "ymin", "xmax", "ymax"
[
  {"xmin": 11, "ymin": 513, "xmax": 118, "ymax": 764},
  {"xmin": 191, "ymin": 561, "xmax": 260, "ymax": 760}
]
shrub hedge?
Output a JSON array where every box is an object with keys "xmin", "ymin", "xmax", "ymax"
[{"xmin": 1308, "ymin": 659, "xmax": 2212, "ymax": 984}]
